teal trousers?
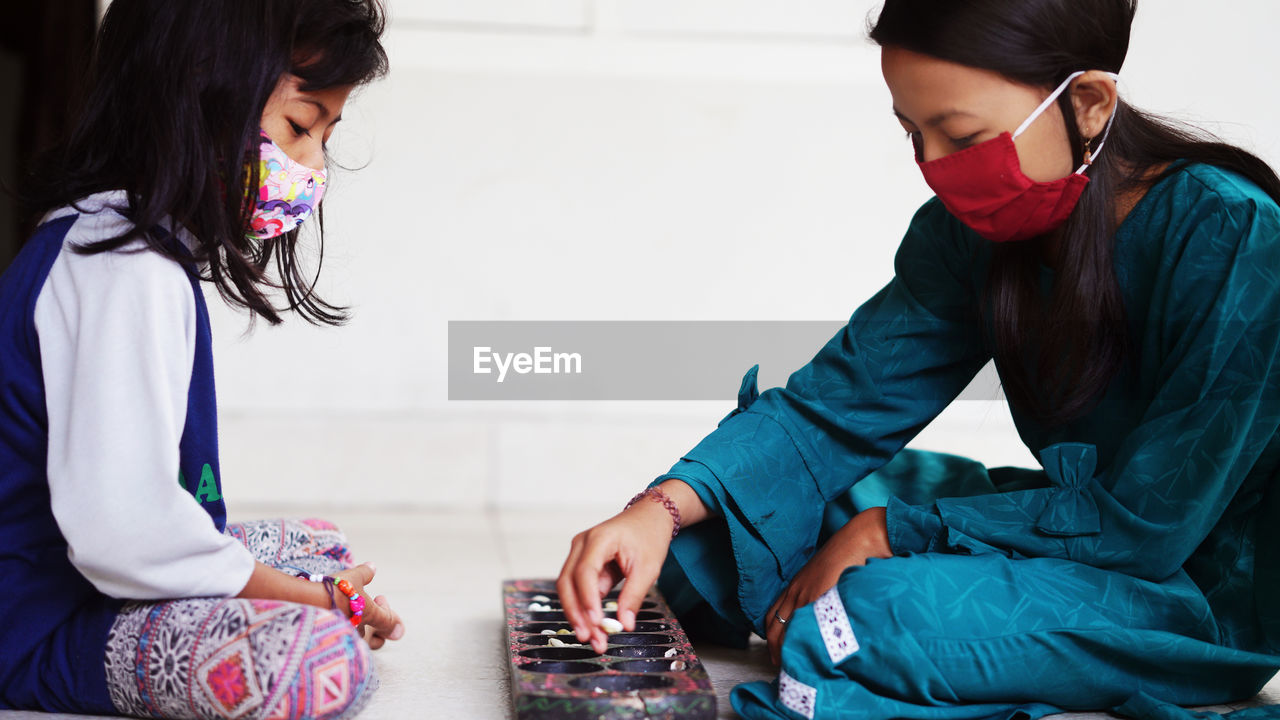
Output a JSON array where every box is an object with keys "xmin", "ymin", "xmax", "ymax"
[{"xmin": 658, "ymin": 449, "xmax": 1280, "ymax": 720}]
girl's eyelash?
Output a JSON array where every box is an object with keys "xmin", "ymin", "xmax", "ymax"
[
  {"xmin": 288, "ymin": 120, "xmax": 310, "ymax": 137},
  {"xmin": 903, "ymin": 130, "xmax": 981, "ymax": 148}
]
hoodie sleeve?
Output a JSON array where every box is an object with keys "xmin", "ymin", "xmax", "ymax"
[{"xmin": 35, "ymin": 226, "xmax": 254, "ymax": 600}]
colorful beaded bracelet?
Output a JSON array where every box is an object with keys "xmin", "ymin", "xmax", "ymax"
[
  {"xmin": 300, "ymin": 572, "xmax": 366, "ymax": 627},
  {"xmin": 625, "ymin": 487, "xmax": 681, "ymax": 538}
]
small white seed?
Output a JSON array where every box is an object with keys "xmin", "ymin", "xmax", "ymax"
[
  {"xmin": 532, "ymin": 595, "xmax": 551, "ymax": 603},
  {"xmin": 547, "ymin": 639, "xmax": 583, "ymax": 648},
  {"xmin": 598, "ymin": 617, "xmax": 624, "ymax": 634},
  {"xmin": 603, "ymin": 601, "xmax": 618, "ymax": 611},
  {"xmin": 670, "ymin": 660, "xmax": 686, "ymax": 671},
  {"xmin": 663, "ymin": 648, "xmax": 678, "ymax": 658},
  {"xmin": 540, "ymin": 629, "xmax": 556, "ymax": 635}
]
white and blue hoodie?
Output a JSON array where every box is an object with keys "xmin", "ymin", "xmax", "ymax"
[{"xmin": 0, "ymin": 191, "xmax": 254, "ymax": 712}]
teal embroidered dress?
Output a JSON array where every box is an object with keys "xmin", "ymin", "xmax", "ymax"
[{"xmin": 652, "ymin": 162, "xmax": 1280, "ymax": 720}]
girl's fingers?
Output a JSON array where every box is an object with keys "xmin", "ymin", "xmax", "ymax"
[
  {"xmin": 373, "ymin": 595, "xmax": 406, "ymax": 640},
  {"xmin": 365, "ymin": 625, "xmax": 385, "ymax": 650},
  {"xmin": 557, "ymin": 536, "xmax": 589, "ymax": 639},
  {"xmin": 598, "ymin": 565, "xmax": 618, "ymax": 600},
  {"xmin": 766, "ymin": 588, "xmax": 798, "ymax": 666},
  {"xmin": 592, "ymin": 561, "xmax": 625, "ymax": 649},
  {"xmin": 573, "ymin": 534, "xmax": 617, "ymax": 653},
  {"xmin": 766, "ymin": 613, "xmax": 781, "ymax": 666},
  {"xmin": 331, "ymin": 564, "xmax": 400, "ymax": 647},
  {"xmin": 575, "ymin": 572, "xmax": 608, "ymax": 653},
  {"xmin": 370, "ymin": 595, "xmax": 405, "ymax": 641},
  {"xmin": 361, "ymin": 594, "xmax": 398, "ymax": 639},
  {"xmin": 349, "ymin": 562, "xmax": 375, "ymax": 586},
  {"xmin": 766, "ymin": 594, "xmax": 783, "ymax": 634},
  {"xmin": 562, "ymin": 536, "xmax": 609, "ymax": 651},
  {"xmin": 765, "ymin": 591, "xmax": 785, "ymax": 662},
  {"xmin": 615, "ymin": 560, "xmax": 656, "ymax": 632}
]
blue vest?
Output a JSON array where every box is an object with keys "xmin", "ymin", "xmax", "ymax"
[{"xmin": 0, "ymin": 215, "xmax": 226, "ymax": 712}]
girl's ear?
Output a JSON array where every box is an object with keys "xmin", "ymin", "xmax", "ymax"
[{"xmin": 1069, "ymin": 70, "xmax": 1118, "ymax": 142}]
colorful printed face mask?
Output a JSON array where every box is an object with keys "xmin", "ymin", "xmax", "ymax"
[
  {"xmin": 247, "ymin": 129, "xmax": 327, "ymax": 239},
  {"xmin": 915, "ymin": 71, "xmax": 1120, "ymax": 243}
]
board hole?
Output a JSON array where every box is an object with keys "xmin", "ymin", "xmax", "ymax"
[
  {"xmin": 514, "ymin": 623, "xmax": 572, "ymax": 634},
  {"xmin": 610, "ymin": 659, "xmax": 684, "ymax": 673},
  {"xmin": 510, "ymin": 591, "xmax": 559, "ymax": 601},
  {"xmin": 568, "ymin": 675, "xmax": 675, "ymax": 692},
  {"xmin": 521, "ymin": 660, "xmax": 601, "ymax": 674},
  {"xmin": 605, "ymin": 646, "xmax": 678, "ymax": 658},
  {"xmin": 519, "ymin": 634, "xmax": 584, "ymax": 647},
  {"xmin": 519, "ymin": 647, "xmax": 599, "ymax": 660},
  {"xmin": 528, "ymin": 611, "xmax": 567, "ymax": 622},
  {"xmin": 607, "ymin": 633, "xmax": 675, "ymax": 646}
]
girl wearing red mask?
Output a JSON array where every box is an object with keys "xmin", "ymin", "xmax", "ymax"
[{"xmin": 556, "ymin": 1, "xmax": 1280, "ymax": 718}]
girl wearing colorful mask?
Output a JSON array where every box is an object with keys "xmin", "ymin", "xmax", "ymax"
[
  {"xmin": 557, "ymin": 1, "xmax": 1280, "ymax": 718},
  {"xmin": 0, "ymin": 1, "xmax": 403, "ymax": 717}
]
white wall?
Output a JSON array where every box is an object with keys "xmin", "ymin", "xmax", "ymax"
[{"xmin": 207, "ymin": 0, "xmax": 1280, "ymax": 510}]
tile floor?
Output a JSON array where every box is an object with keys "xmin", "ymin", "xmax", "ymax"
[{"xmin": 2, "ymin": 505, "xmax": 1276, "ymax": 720}]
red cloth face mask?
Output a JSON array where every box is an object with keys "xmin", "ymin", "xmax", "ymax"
[{"xmin": 916, "ymin": 70, "xmax": 1119, "ymax": 243}]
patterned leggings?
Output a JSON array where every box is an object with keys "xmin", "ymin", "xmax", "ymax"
[{"xmin": 103, "ymin": 519, "xmax": 378, "ymax": 720}]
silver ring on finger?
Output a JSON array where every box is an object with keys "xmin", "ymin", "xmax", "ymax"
[{"xmin": 774, "ymin": 612, "xmax": 789, "ymax": 625}]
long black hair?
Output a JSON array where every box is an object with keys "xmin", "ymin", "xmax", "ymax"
[
  {"xmin": 870, "ymin": 0, "xmax": 1280, "ymax": 427},
  {"xmin": 22, "ymin": 0, "xmax": 388, "ymax": 326}
]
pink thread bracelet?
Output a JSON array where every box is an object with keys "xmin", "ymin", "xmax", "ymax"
[{"xmin": 626, "ymin": 487, "xmax": 681, "ymax": 538}]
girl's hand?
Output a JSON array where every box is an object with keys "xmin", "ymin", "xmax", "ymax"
[
  {"xmin": 334, "ymin": 562, "xmax": 405, "ymax": 649},
  {"xmin": 557, "ymin": 480, "xmax": 708, "ymax": 654},
  {"xmin": 765, "ymin": 507, "xmax": 891, "ymax": 666}
]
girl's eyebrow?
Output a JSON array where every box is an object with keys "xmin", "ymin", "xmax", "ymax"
[
  {"xmin": 300, "ymin": 98, "xmax": 343, "ymax": 126},
  {"xmin": 892, "ymin": 107, "xmax": 975, "ymax": 127}
]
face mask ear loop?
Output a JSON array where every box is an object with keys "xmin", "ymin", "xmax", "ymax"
[
  {"xmin": 1074, "ymin": 72, "xmax": 1122, "ymax": 175},
  {"xmin": 1012, "ymin": 71, "xmax": 1086, "ymax": 140}
]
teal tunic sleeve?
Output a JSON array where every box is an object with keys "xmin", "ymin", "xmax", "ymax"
[
  {"xmin": 651, "ymin": 198, "xmax": 991, "ymax": 633},
  {"xmin": 887, "ymin": 174, "xmax": 1280, "ymax": 584}
]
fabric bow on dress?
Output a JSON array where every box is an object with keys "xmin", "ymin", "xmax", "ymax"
[{"xmin": 1035, "ymin": 442, "xmax": 1103, "ymax": 537}]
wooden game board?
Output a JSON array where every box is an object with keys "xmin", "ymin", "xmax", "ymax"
[{"xmin": 503, "ymin": 578, "xmax": 716, "ymax": 720}]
